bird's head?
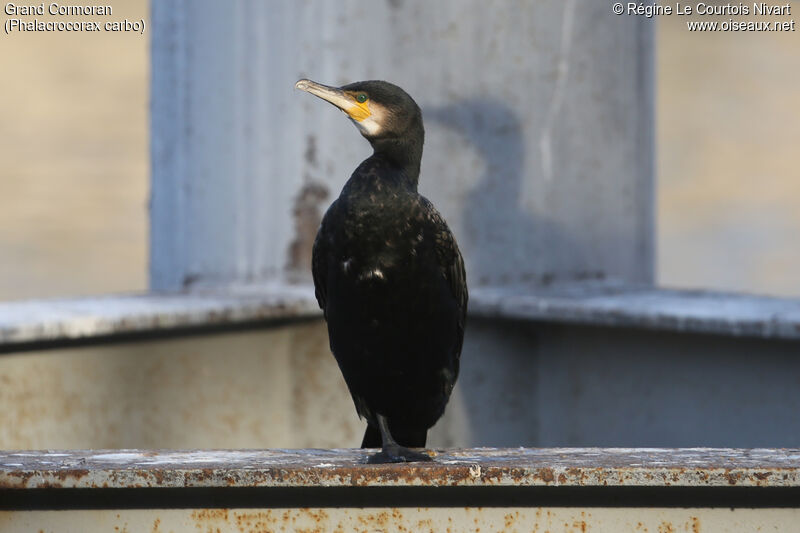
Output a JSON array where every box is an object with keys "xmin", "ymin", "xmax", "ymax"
[{"xmin": 295, "ymin": 79, "xmax": 422, "ymax": 142}]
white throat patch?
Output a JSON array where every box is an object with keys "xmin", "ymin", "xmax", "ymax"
[
  {"xmin": 351, "ymin": 103, "xmax": 387, "ymax": 137},
  {"xmin": 352, "ymin": 116, "xmax": 382, "ymax": 136}
]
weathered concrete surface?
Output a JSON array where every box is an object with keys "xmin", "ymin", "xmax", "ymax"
[
  {"xmin": 1, "ymin": 448, "xmax": 798, "ymax": 489},
  {"xmin": 459, "ymin": 319, "xmax": 800, "ymax": 448},
  {"xmin": 0, "ymin": 284, "xmax": 320, "ymax": 347},
  {"xmin": 3, "ymin": 318, "xmax": 798, "ymax": 451},
  {"xmin": 2, "ymin": 283, "xmax": 800, "ymax": 349},
  {"xmin": 470, "ymin": 282, "xmax": 800, "ymax": 339},
  {"xmin": 0, "ymin": 323, "xmax": 365, "ymax": 451}
]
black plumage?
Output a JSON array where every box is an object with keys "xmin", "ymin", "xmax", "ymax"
[{"xmin": 296, "ymin": 79, "xmax": 467, "ymax": 463}]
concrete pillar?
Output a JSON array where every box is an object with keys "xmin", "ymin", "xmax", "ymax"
[
  {"xmin": 148, "ymin": 0, "xmax": 656, "ymax": 448},
  {"xmin": 150, "ymin": 0, "xmax": 654, "ymax": 291}
]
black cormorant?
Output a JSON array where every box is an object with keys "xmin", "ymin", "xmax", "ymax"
[{"xmin": 295, "ymin": 78, "xmax": 467, "ymax": 463}]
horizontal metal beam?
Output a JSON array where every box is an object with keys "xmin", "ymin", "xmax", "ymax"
[
  {"xmin": 2, "ymin": 449, "xmax": 798, "ymax": 530},
  {"xmin": 1, "ymin": 507, "xmax": 798, "ymax": 532},
  {"xmin": 2, "ymin": 448, "xmax": 798, "ymax": 491},
  {"xmin": 1, "ymin": 283, "xmax": 799, "ymax": 351}
]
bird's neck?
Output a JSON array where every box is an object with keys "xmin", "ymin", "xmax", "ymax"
[{"xmin": 369, "ymin": 129, "xmax": 423, "ymax": 188}]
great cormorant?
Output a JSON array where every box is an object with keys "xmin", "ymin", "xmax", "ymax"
[{"xmin": 295, "ymin": 79, "xmax": 467, "ymax": 463}]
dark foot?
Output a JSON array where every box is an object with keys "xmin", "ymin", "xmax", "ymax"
[{"xmin": 366, "ymin": 445, "xmax": 432, "ymax": 464}]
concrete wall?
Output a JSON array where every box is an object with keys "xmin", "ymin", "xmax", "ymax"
[
  {"xmin": 0, "ymin": 322, "xmax": 359, "ymax": 450},
  {"xmin": 150, "ymin": 0, "xmax": 654, "ymax": 291},
  {"xmin": 460, "ymin": 320, "xmax": 800, "ymax": 448},
  {"xmin": 3, "ymin": 320, "xmax": 798, "ymax": 450}
]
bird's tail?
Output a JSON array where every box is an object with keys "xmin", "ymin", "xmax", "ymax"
[
  {"xmin": 361, "ymin": 424, "xmax": 381, "ymax": 448},
  {"xmin": 361, "ymin": 422, "xmax": 428, "ymax": 448}
]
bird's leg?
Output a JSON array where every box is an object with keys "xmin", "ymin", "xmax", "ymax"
[{"xmin": 366, "ymin": 414, "xmax": 432, "ymax": 464}]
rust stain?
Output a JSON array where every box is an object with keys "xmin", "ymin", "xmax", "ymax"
[
  {"xmin": 2, "ymin": 468, "xmax": 90, "ymax": 489},
  {"xmin": 191, "ymin": 509, "xmax": 233, "ymax": 532},
  {"xmin": 658, "ymin": 522, "xmax": 675, "ymax": 533},
  {"xmin": 357, "ymin": 510, "xmax": 390, "ymax": 529},
  {"xmin": 286, "ymin": 180, "xmax": 330, "ymax": 281},
  {"xmin": 572, "ymin": 519, "xmax": 587, "ymax": 532},
  {"xmin": 300, "ymin": 507, "xmax": 330, "ymax": 525},
  {"xmin": 189, "ymin": 468, "xmax": 216, "ymax": 485},
  {"xmin": 566, "ymin": 467, "xmax": 587, "ymax": 485},
  {"xmin": 350, "ymin": 463, "xmax": 474, "ymax": 486},
  {"xmin": 232, "ymin": 510, "xmax": 279, "ymax": 532},
  {"xmin": 3, "ymin": 470, "xmax": 35, "ymax": 487},
  {"xmin": 753, "ymin": 471, "xmax": 772, "ymax": 482},
  {"xmin": 539, "ymin": 467, "xmax": 555, "ymax": 483},
  {"xmin": 691, "ymin": 516, "xmax": 701, "ymax": 533},
  {"xmin": 149, "ymin": 469, "xmax": 167, "ymax": 486}
]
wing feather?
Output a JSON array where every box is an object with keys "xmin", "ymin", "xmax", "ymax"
[
  {"xmin": 312, "ymin": 201, "xmax": 338, "ymax": 317},
  {"xmin": 421, "ymin": 197, "xmax": 468, "ymax": 335}
]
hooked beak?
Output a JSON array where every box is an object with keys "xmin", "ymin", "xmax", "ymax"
[{"xmin": 295, "ymin": 79, "xmax": 370, "ymax": 122}]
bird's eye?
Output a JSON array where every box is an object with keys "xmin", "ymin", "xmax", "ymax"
[{"xmin": 356, "ymin": 93, "xmax": 368, "ymax": 103}]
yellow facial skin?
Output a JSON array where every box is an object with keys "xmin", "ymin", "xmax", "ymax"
[{"xmin": 345, "ymin": 94, "xmax": 371, "ymax": 122}]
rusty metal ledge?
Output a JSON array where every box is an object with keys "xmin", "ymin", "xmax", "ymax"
[
  {"xmin": 1, "ymin": 448, "xmax": 799, "ymax": 490},
  {"xmin": 1, "ymin": 282, "xmax": 799, "ymax": 351}
]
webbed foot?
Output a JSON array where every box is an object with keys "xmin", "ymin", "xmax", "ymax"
[{"xmin": 367, "ymin": 444, "xmax": 432, "ymax": 464}]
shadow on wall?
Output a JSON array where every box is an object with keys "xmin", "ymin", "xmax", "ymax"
[
  {"xmin": 425, "ymin": 101, "xmax": 555, "ymax": 447},
  {"xmin": 429, "ymin": 317, "xmax": 541, "ymax": 448},
  {"xmin": 425, "ymin": 99, "xmax": 590, "ymax": 289}
]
